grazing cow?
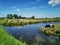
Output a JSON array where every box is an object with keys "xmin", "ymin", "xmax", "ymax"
[
  {"xmin": 45, "ymin": 24, "xmax": 50, "ymax": 28},
  {"xmin": 45, "ymin": 24, "xmax": 54, "ymax": 28},
  {"xmin": 52, "ymin": 24, "xmax": 54, "ymax": 28}
]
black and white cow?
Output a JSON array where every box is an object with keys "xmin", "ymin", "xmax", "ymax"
[{"xmin": 45, "ymin": 24, "xmax": 54, "ymax": 28}]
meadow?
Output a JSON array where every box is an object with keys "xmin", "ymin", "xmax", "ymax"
[
  {"xmin": 40, "ymin": 24, "xmax": 60, "ymax": 37},
  {"xmin": 0, "ymin": 18, "xmax": 60, "ymax": 26}
]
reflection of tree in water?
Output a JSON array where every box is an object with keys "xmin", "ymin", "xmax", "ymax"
[
  {"xmin": 5, "ymin": 30, "xmax": 60, "ymax": 45},
  {"xmin": 8, "ymin": 30, "xmax": 60, "ymax": 45},
  {"xmin": 19, "ymin": 35, "xmax": 36, "ymax": 45},
  {"xmin": 56, "ymin": 36, "xmax": 60, "ymax": 45},
  {"xmin": 19, "ymin": 34, "xmax": 58, "ymax": 45}
]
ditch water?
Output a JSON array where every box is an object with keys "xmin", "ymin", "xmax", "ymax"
[{"xmin": 4, "ymin": 22, "xmax": 60, "ymax": 45}]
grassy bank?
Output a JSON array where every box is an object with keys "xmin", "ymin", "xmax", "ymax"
[
  {"xmin": 0, "ymin": 18, "xmax": 60, "ymax": 26},
  {"xmin": 0, "ymin": 26, "xmax": 27, "ymax": 45},
  {"xmin": 40, "ymin": 24, "xmax": 60, "ymax": 37}
]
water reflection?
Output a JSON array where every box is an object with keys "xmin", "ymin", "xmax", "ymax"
[{"xmin": 4, "ymin": 22, "xmax": 60, "ymax": 45}]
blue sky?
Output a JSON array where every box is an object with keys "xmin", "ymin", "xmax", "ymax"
[{"xmin": 0, "ymin": 0, "xmax": 60, "ymax": 18}]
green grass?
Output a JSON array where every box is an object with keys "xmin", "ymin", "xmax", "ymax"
[
  {"xmin": 0, "ymin": 18, "xmax": 60, "ymax": 26},
  {"xmin": 0, "ymin": 26, "xmax": 27, "ymax": 45},
  {"xmin": 40, "ymin": 24, "xmax": 60, "ymax": 36}
]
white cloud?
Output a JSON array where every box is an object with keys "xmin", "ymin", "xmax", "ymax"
[
  {"xmin": 48, "ymin": 0, "xmax": 60, "ymax": 6},
  {"xmin": 16, "ymin": 9, "xmax": 20, "ymax": 11},
  {"xmin": 10, "ymin": 6, "xmax": 20, "ymax": 11}
]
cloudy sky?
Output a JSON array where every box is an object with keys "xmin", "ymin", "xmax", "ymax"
[{"xmin": 0, "ymin": 0, "xmax": 60, "ymax": 18}]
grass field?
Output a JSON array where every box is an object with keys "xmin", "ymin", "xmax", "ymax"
[
  {"xmin": 0, "ymin": 18, "xmax": 60, "ymax": 26},
  {"xmin": 0, "ymin": 26, "xmax": 27, "ymax": 45},
  {"xmin": 40, "ymin": 24, "xmax": 60, "ymax": 37}
]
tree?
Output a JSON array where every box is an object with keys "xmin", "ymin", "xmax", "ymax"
[
  {"xmin": 45, "ymin": 17, "xmax": 47, "ymax": 19},
  {"xmin": 19, "ymin": 15, "xmax": 22, "ymax": 19},
  {"xmin": 13, "ymin": 14, "xmax": 18, "ymax": 19},
  {"xmin": 7, "ymin": 14, "xmax": 13, "ymax": 19},
  {"xmin": 31, "ymin": 16, "xmax": 35, "ymax": 19}
]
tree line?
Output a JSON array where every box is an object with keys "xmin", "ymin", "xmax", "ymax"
[
  {"xmin": 0, "ymin": 14, "xmax": 60, "ymax": 19},
  {"xmin": 6, "ymin": 14, "xmax": 35, "ymax": 19}
]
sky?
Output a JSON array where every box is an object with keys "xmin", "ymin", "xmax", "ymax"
[{"xmin": 0, "ymin": 0, "xmax": 60, "ymax": 18}]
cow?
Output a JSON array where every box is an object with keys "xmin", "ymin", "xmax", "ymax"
[{"xmin": 45, "ymin": 24, "xmax": 54, "ymax": 28}]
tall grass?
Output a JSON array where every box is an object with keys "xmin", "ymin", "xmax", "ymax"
[
  {"xmin": 40, "ymin": 24, "xmax": 60, "ymax": 37},
  {"xmin": 0, "ymin": 18, "xmax": 60, "ymax": 26}
]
